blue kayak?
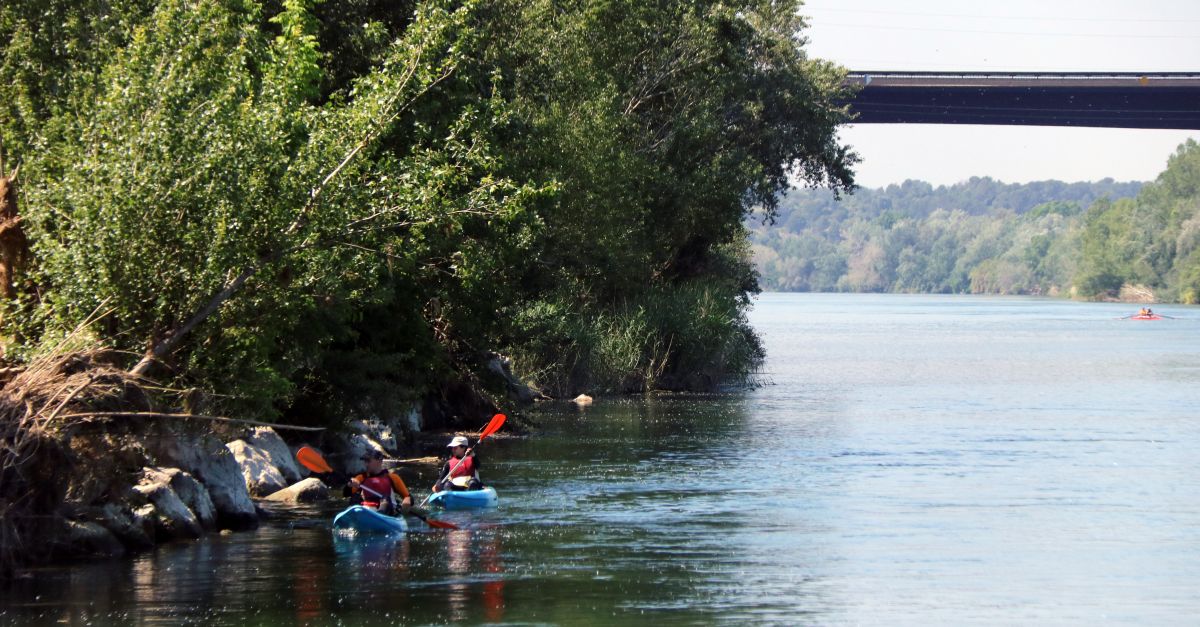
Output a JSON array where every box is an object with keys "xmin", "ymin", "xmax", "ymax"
[
  {"xmin": 426, "ymin": 487, "xmax": 498, "ymax": 510},
  {"xmin": 331, "ymin": 505, "xmax": 407, "ymax": 534}
]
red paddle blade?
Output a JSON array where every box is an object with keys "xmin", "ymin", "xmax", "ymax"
[
  {"xmin": 478, "ymin": 413, "xmax": 507, "ymax": 442},
  {"xmin": 424, "ymin": 517, "xmax": 459, "ymax": 530},
  {"xmin": 296, "ymin": 446, "xmax": 334, "ymax": 474}
]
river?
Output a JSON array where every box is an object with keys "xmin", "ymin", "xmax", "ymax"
[{"xmin": 3, "ymin": 293, "xmax": 1199, "ymax": 625}]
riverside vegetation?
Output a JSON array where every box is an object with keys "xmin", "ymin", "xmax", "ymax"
[
  {"xmin": 0, "ymin": 0, "xmax": 856, "ymax": 574},
  {"xmin": 751, "ymin": 139, "xmax": 1200, "ymax": 302}
]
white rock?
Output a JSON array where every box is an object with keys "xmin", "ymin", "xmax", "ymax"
[
  {"xmin": 134, "ymin": 467, "xmax": 204, "ymax": 540},
  {"xmin": 164, "ymin": 468, "xmax": 217, "ymax": 530},
  {"xmin": 226, "ymin": 440, "xmax": 288, "ymax": 497},
  {"xmin": 263, "ymin": 477, "xmax": 331, "ymax": 503},
  {"xmin": 572, "ymin": 394, "xmax": 594, "ymax": 406},
  {"xmin": 343, "ymin": 434, "xmax": 388, "ymax": 474},
  {"xmin": 150, "ymin": 433, "xmax": 258, "ymax": 529},
  {"xmin": 245, "ymin": 427, "xmax": 303, "ymax": 483}
]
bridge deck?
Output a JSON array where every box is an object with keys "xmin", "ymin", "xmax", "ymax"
[{"xmin": 840, "ymin": 72, "xmax": 1200, "ymax": 129}]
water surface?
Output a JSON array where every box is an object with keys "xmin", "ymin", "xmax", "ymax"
[{"xmin": 4, "ymin": 293, "xmax": 1199, "ymax": 625}]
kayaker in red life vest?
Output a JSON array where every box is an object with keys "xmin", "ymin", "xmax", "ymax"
[
  {"xmin": 344, "ymin": 449, "xmax": 412, "ymax": 515},
  {"xmin": 432, "ymin": 435, "xmax": 483, "ymax": 492}
]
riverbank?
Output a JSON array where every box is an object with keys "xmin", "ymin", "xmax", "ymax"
[{"xmin": 0, "ymin": 347, "xmax": 511, "ymax": 579}]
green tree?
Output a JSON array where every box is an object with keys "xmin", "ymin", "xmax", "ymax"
[{"xmin": 5, "ymin": 0, "xmax": 543, "ymax": 419}]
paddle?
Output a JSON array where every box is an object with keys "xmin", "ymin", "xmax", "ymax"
[
  {"xmin": 421, "ymin": 413, "xmax": 506, "ymax": 506},
  {"xmin": 295, "ymin": 446, "xmax": 458, "ymax": 530}
]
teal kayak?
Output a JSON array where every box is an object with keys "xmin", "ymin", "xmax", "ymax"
[
  {"xmin": 331, "ymin": 505, "xmax": 407, "ymax": 534},
  {"xmin": 426, "ymin": 486, "xmax": 498, "ymax": 510}
]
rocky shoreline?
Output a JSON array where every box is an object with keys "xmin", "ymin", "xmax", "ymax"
[
  {"xmin": 43, "ymin": 417, "xmax": 441, "ymax": 566},
  {"xmin": 0, "ymin": 344, "xmax": 551, "ymax": 579}
]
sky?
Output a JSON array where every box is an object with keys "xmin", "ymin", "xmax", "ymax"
[{"xmin": 799, "ymin": 0, "xmax": 1200, "ymax": 188}]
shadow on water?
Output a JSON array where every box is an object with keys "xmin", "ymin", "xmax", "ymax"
[{"xmin": 2, "ymin": 395, "xmax": 818, "ymax": 626}]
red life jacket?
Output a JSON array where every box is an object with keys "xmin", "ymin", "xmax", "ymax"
[
  {"xmin": 447, "ymin": 455, "xmax": 476, "ymax": 479},
  {"xmin": 359, "ymin": 472, "xmax": 394, "ymax": 507}
]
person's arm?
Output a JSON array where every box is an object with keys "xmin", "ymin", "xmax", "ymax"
[
  {"xmin": 343, "ymin": 473, "xmax": 364, "ymax": 497},
  {"xmin": 390, "ymin": 473, "xmax": 413, "ymax": 508},
  {"xmin": 432, "ymin": 461, "xmax": 450, "ymax": 492}
]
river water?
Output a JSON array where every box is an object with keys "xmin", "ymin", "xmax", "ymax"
[{"xmin": 3, "ymin": 293, "xmax": 1199, "ymax": 625}]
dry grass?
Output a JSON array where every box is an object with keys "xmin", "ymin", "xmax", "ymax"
[{"xmin": 0, "ymin": 348, "xmax": 153, "ymax": 578}]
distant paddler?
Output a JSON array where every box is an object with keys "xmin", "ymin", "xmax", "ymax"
[{"xmin": 432, "ymin": 435, "xmax": 483, "ymax": 493}]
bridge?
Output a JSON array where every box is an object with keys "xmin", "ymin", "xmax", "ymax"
[{"xmin": 841, "ymin": 72, "xmax": 1200, "ymax": 130}]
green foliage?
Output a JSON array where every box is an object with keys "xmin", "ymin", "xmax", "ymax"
[
  {"xmin": 6, "ymin": 0, "xmax": 545, "ymax": 420},
  {"xmin": 752, "ymin": 140, "xmax": 1200, "ymax": 304},
  {"xmin": 476, "ymin": 0, "xmax": 851, "ymax": 393},
  {"xmin": 268, "ymin": 0, "xmax": 325, "ymax": 102},
  {"xmin": 1, "ymin": 0, "xmax": 858, "ymax": 423},
  {"xmin": 752, "ymin": 179, "xmax": 1138, "ymax": 297},
  {"xmin": 1073, "ymin": 140, "xmax": 1200, "ymax": 300},
  {"xmin": 508, "ymin": 278, "xmax": 763, "ymax": 395}
]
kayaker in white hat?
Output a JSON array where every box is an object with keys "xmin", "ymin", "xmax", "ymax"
[{"xmin": 432, "ymin": 435, "xmax": 483, "ymax": 492}]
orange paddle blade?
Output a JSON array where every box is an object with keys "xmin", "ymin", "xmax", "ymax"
[
  {"xmin": 422, "ymin": 516, "xmax": 460, "ymax": 530},
  {"xmin": 296, "ymin": 446, "xmax": 334, "ymax": 474},
  {"xmin": 478, "ymin": 413, "xmax": 507, "ymax": 442}
]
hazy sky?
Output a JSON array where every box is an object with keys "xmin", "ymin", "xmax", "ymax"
[{"xmin": 799, "ymin": 0, "xmax": 1200, "ymax": 188}]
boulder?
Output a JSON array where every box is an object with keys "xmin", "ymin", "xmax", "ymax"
[
  {"xmin": 245, "ymin": 427, "xmax": 303, "ymax": 483},
  {"xmin": 227, "ymin": 440, "xmax": 288, "ymax": 497},
  {"xmin": 165, "ymin": 468, "xmax": 217, "ymax": 530},
  {"xmin": 98, "ymin": 502, "xmax": 155, "ymax": 550},
  {"xmin": 263, "ymin": 477, "xmax": 331, "ymax": 504},
  {"xmin": 134, "ymin": 467, "xmax": 204, "ymax": 540},
  {"xmin": 148, "ymin": 432, "xmax": 258, "ymax": 530},
  {"xmin": 487, "ymin": 352, "xmax": 547, "ymax": 403},
  {"xmin": 372, "ymin": 422, "xmax": 398, "ymax": 451},
  {"xmin": 572, "ymin": 394, "xmax": 594, "ymax": 406},
  {"xmin": 349, "ymin": 419, "xmax": 397, "ymax": 451},
  {"xmin": 342, "ymin": 434, "xmax": 387, "ymax": 474},
  {"xmin": 59, "ymin": 519, "xmax": 126, "ymax": 558}
]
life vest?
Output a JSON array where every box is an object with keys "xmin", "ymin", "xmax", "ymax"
[
  {"xmin": 440, "ymin": 456, "xmax": 481, "ymax": 491},
  {"xmin": 359, "ymin": 472, "xmax": 394, "ymax": 507},
  {"xmin": 446, "ymin": 455, "xmax": 476, "ymax": 479}
]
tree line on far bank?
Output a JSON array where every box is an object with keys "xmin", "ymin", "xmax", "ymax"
[
  {"xmin": 0, "ymin": 0, "xmax": 857, "ymax": 429},
  {"xmin": 752, "ymin": 139, "xmax": 1200, "ymax": 303}
]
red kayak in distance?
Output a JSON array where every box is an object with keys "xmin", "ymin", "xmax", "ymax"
[{"xmin": 1130, "ymin": 314, "xmax": 1163, "ymax": 320}]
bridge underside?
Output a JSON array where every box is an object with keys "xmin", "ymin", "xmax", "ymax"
[{"xmin": 841, "ymin": 73, "xmax": 1200, "ymax": 130}]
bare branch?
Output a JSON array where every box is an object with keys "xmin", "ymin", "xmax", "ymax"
[{"xmin": 56, "ymin": 411, "xmax": 326, "ymax": 431}]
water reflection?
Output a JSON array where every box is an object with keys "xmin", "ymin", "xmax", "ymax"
[
  {"xmin": 5, "ymin": 295, "xmax": 1200, "ymax": 623},
  {"xmin": 440, "ymin": 527, "xmax": 505, "ymax": 623}
]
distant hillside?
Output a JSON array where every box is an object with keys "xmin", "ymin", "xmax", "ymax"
[
  {"xmin": 761, "ymin": 177, "xmax": 1144, "ymax": 234},
  {"xmin": 750, "ymin": 177, "xmax": 1146, "ymax": 294}
]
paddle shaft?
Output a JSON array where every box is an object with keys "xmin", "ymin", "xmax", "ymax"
[
  {"xmin": 295, "ymin": 447, "xmax": 454, "ymax": 527},
  {"xmin": 341, "ymin": 472, "xmax": 456, "ymax": 527}
]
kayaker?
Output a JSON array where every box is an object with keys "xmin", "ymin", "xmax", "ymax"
[
  {"xmin": 345, "ymin": 449, "xmax": 413, "ymax": 515},
  {"xmin": 432, "ymin": 435, "xmax": 482, "ymax": 492},
  {"xmin": 1139, "ymin": 307, "xmax": 1151, "ymax": 316}
]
